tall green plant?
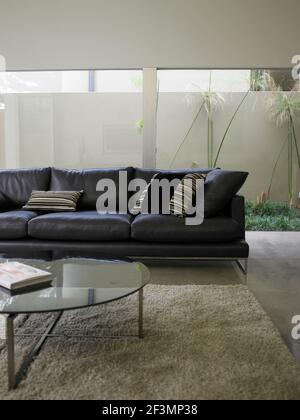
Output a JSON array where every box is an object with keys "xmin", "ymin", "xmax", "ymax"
[
  {"xmin": 213, "ymin": 90, "xmax": 249, "ymax": 167},
  {"xmin": 266, "ymin": 92, "xmax": 300, "ymax": 205},
  {"xmin": 203, "ymin": 71, "xmax": 225, "ymax": 166},
  {"xmin": 169, "ymin": 100, "xmax": 205, "ymax": 168},
  {"xmin": 169, "ymin": 71, "xmax": 224, "ymax": 168},
  {"xmin": 170, "ymin": 70, "xmax": 273, "ymax": 169},
  {"xmin": 213, "ymin": 71, "xmax": 275, "ymax": 167}
]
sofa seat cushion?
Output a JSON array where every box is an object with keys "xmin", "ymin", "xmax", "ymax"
[
  {"xmin": 131, "ymin": 214, "xmax": 243, "ymax": 243},
  {"xmin": 28, "ymin": 211, "xmax": 132, "ymax": 241},
  {"xmin": 0, "ymin": 210, "xmax": 40, "ymax": 239}
]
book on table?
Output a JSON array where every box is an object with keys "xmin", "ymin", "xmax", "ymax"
[{"xmin": 0, "ymin": 262, "xmax": 52, "ymax": 291}]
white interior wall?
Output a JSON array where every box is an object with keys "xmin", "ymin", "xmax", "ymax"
[{"xmin": 0, "ymin": 0, "xmax": 299, "ymax": 71}]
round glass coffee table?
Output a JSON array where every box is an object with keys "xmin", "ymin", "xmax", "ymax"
[{"xmin": 0, "ymin": 258, "xmax": 150, "ymax": 390}]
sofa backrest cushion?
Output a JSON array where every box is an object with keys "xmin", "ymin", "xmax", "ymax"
[
  {"xmin": 132, "ymin": 168, "xmax": 213, "ymax": 214},
  {"xmin": 50, "ymin": 167, "xmax": 134, "ymax": 210},
  {"xmin": 134, "ymin": 168, "xmax": 213, "ymax": 184},
  {"xmin": 204, "ymin": 169, "xmax": 249, "ymax": 217},
  {"xmin": 0, "ymin": 168, "xmax": 51, "ymax": 210}
]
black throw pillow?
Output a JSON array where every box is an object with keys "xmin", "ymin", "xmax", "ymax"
[{"xmin": 204, "ymin": 169, "xmax": 249, "ymax": 217}]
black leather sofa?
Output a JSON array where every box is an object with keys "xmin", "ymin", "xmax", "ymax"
[{"xmin": 0, "ymin": 167, "xmax": 249, "ymax": 272}]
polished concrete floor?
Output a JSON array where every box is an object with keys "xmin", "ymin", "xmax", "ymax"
[{"xmin": 149, "ymin": 232, "xmax": 300, "ymax": 365}]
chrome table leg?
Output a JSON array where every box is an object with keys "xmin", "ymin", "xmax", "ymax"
[
  {"xmin": 138, "ymin": 288, "xmax": 144, "ymax": 339},
  {"xmin": 6, "ymin": 311, "xmax": 63, "ymax": 390},
  {"xmin": 6, "ymin": 314, "xmax": 16, "ymax": 390}
]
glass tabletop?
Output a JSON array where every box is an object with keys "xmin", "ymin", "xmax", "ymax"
[{"xmin": 0, "ymin": 258, "xmax": 150, "ymax": 314}]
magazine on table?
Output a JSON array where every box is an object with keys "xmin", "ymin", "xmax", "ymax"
[{"xmin": 0, "ymin": 261, "xmax": 52, "ymax": 291}]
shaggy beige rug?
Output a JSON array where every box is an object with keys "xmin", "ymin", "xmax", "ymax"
[{"xmin": 1, "ymin": 284, "xmax": 300, "ymax": 400}]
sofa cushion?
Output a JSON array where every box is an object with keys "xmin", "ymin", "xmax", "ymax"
[
  {"xmin": 50, "ymin": 167, "xmax": 134, "ymax": 211},
  {"xmin": 134, "ymin": 167, "xmax": 213, "ymax": 184},
  {"xmin": 132, "ymin": 168, "xmax": 212, "ymax": 215},
  {"xmin": 204, "ymin": 169, "xmax": 249, "ymax": 217},
  {"xmin": 0, "ymin": 210, "xmax": 40, "ymax": 239},
  {"xmin": 28, "ymin": 211, "xmax": 132, "ymax": 241},
  {"xmin": 131, "ymin": 174, "xmax": 159, "ymax": 214},
  {"xmin": 131, "ymin": 214, "xmax": 243, "ymax": 243},
  {"xmin": 170, "ymin": 173, "xmax": 206, "ymax": 217},
  {"xmin": 0, "ymin": 168, "xmax": 51, "ymax": 210},
  {"xmin": 23, "ymin": 190, "xmax": 83, "ymax": 212}
]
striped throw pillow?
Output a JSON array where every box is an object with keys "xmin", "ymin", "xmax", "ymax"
[
  {"xmin": 23, "ymin": 190, "xmax": 83, "ymax": 212},
  {"xmin": 169, "ymin": 173, "xmax": 206, "ymax": 217},
  {"xmin": 132, "ymin": 174, "xmax": 159, "ymax": 214}
]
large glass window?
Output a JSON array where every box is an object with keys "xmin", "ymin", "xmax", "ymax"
[
  {"xmin": 0, "ymin": 70, "xmax": 143, "ymax": 168},
  {"xmin": 0, "ymin": 67, "xmax": 299, "ymax": 204},
  {"xmin": 156, "ymin": 69, "xmax": 300, "ymax": 203}
]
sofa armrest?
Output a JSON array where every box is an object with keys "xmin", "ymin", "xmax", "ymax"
[{"xmin": 230, "ymin": 195, "xmax": 245, "ymax": 238}]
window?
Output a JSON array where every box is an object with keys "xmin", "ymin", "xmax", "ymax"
[
  {"xmin": 156, "ymin": 69, "xmax": 299, "ymax": 202},
  {"xmin": 157, "ymin": 70, "xmax": 251, "ymax": 93},
  {"xmin": 0, "ymin": 70, "xmax": 143, "ymax": 168},
  {"xmin": 0, "ymin": 67, "xmax": 298, "ymax": 203}
]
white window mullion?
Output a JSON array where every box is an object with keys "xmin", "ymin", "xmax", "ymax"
[{"xmin": 142, "ymin": 68, "xmax": 157, "ymax": 168}]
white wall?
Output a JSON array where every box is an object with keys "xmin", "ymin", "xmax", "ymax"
[{"xmin": 0, "ymin": 0, "xmax": 299, "ymax": 71}]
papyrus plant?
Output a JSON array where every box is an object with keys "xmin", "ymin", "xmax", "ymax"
[
  {"xmin": 169, "ymin": 71, "xmax": 224, "ymax": 168},
  {"xmin": 170, "ymin": 71, "xmax": 274, "ymax": 169},
  {"xmin": 266, "ymin": 92, "xmax": 300, "ymax": 206}
]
